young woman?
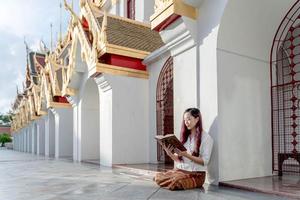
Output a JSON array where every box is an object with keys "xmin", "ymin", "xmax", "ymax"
[{"xmin": 154, "ymin": 108, "xmax": 213, "ymax": 190}]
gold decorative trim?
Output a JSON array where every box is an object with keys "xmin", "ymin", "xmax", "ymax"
[
  {"xmin": 49, "ymin": 102, "xmax": 72, "ymax": 108},
  {"xmin": 95, "ymin": 63, "xmax": 149, "ymax": 79},
  {"xmin": 150, "ymin": 0, "xmax": 197, "ymax": 30}
]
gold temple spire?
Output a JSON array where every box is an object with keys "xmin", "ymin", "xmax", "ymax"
[
  {"xmin": 50, "ymin": 23, "xmax": 53, "ymax": 52},
  {"xmin": 59, "ymin": 2, "xmax": 63, "ymax": 45}
]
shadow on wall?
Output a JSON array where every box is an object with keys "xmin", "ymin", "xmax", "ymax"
[{"xmin": 207, "ymin": 116, "xmax": 219, "ymax": 185}]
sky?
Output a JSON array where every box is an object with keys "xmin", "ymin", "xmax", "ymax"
[{"xmin": 0, "ymin": 0, "xmax": 79, "ymax": 114}]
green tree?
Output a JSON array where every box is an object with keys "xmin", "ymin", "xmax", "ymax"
[
  {"xmin": 0, "ymin": 113, "xmax": 12, "ymax": 125},
  {"xmin": 0, "ymin": 133, "xmax": 12, "ymax": 147}
]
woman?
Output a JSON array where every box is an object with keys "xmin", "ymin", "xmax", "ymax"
[{"xmin": 154, "ymin": 108, "xmax": 213, "ymax": 190}]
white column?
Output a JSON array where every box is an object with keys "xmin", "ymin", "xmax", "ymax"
[
  {"xmin": 36, "ymin": 124, "xmax": 40, "ymax": 154},
  {"xmin": 73, "ymin": 104, "xmax": 79, "ymax": 161},
  {"xmin": 27, "ymin": 127, "xmax": 31, "ymax": 153},
  {"xmin": 45, "ymin": 116, "xmax": 50, "ymax": 156},
  {"xmin": 97, "ymin": 77, "xmax": 112, "ymax": 166},
  {"xmin": 34, "ymin": 123, "xmax": 37, "ymax": 153},
  {"xmin": 24, "ymin": 130, "xmax": 27, "ymax": 152},
  {"xmin": 51, "ymin": 109, "xmax": 59, "ymax": 159},
  {"xmin": 37, "ymin": 118, "xmax": 45, "ymax": 155},
  {"xmin": 31, "ymin": 123, "xmax": 35, "ymax": 154},
  {"xmin": 12, "ymin": 133, "xmax": 15, "ymax": 150},
  {"xmin": 20, "ymin": 133, "xmax": 22, "ymax": 151},
  {"xmin": 77, "ymin": 100, "xmax": 82, "ymax": 161},
  {"xmin": 67, "ymin": 96, "xmax": 79, "ymax": 162},
  {"xmin": 19, "ymin": 133, "xmax": 21, "ymax": 151},
  {"xmin": 24, "ymin": 129, "xmax": 27, "ymax": 152}
]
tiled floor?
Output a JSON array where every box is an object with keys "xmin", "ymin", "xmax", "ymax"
[
  {"xmin": 220, "ymin": 175, "xmax": 300, "ymax": 199},
  {"xmin": 0, "ymin": 150, "xmax": 296, "ymax": 200}
]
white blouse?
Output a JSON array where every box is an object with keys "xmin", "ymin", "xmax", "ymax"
[{"xmin": 175, "ymin": 131, "xmax": 213, "ymax": 172}]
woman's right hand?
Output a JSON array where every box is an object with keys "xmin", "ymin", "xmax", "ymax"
[
  {"xmin": 162, "ymin": 144, "xmax": 174, "ymax": 155},
  {"xmin": 162, "ymin": 144, "xmax": 180, "ymax": 162}
]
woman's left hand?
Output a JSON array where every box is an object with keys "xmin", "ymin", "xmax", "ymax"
[{"xmin": 174, "ymin": 149, "xmax": 189, "ymax": 157}]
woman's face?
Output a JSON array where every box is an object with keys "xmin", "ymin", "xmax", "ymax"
[{"xmin": 183, "ymin": 112, "xmax": 199, "ymax": 130}]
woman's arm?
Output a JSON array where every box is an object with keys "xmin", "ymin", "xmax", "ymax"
[
  {"xmin": 175, "ymin": 136, "xmax": 213, "ymax": 166},
  {"xmin": 175, "ymin": 150, "xmax": 204, "ymax": 165}
]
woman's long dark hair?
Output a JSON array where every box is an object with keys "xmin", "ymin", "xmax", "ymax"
[{"xmin": 180, "ymin": 108, "xmax": 203, "ymax": 157}]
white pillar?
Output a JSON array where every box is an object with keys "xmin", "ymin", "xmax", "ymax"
[
  {"xmin": 45, "ymin": 116, "xmax": 50, "ymax": 156},
  {"xmin": 97, "ymin": 77, "xmax": 112, "ymax": 166},
  {"xmin": 17, "ymin": 133, "xmax": 20, "ymax": 151},
  {"xmin": 73, "ymin": 104, "xmax": 79, "ymax": 161},
  {"xmin": 28, "ymin": 125, "xmax": 31, "ymax": 153},
  {"xmin": 24, "ymin": 129, "xmax": 27, "ymax": 152},
  {"xmin": 31, "ymin": 123, "xmax": 35, "ymax": 154},
  {"xmin": 52, "ymin": 109, "xmax": 59, "ymax": 159},
  {"xmin": 48, "ymin": 110, "xmax": 56, "ymax": 157},
  {"xmin": 78, "ymin": 100, "xmax": 82, "ymax": 161},
  {"xmin": 20, "ymin": 132, "xmax": 22, "ymax": 151},
  {"xmin": 34, "ymin": 123, "xmax": 37, "ymax": 153},
  {"xmin": 67, "ymin": 96, "xmax": 79, "ymax": 161},
  {"xmin": 37, "ymin": 118, "xmax": 45, "ymax": 155}
]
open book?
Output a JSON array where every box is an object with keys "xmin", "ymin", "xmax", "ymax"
[{"xmin": 155, "ymin": 134, "xmax": 187, "ymax": 151}]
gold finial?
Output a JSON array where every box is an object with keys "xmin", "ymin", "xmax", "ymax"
[
  {"xmin": 64, "ymin": 0, "xmax": 81, "ymax": 23},
  {"xmin": 50, "ymin": 23, "xmax": 53, "ymax": 52},
  {"xmin": 59, "ymin": 2, "xmax": 63, "ymax": 45}
]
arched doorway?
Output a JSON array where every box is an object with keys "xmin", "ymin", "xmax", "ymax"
[
  {"xmin": 270, "ymin": 1, "xmax": 300, "ymax": 175},
  {"xmin": 156, "ymin": 57, "xmax": 174, "ymax": 163}
]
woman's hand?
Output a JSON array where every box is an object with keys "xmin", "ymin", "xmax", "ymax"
[
  {"xmin": 162, "ymin": 144, "xmax": 174, "ymax": 156},
  {"xmin": 174, "ymin": 149, "xmax": 189, "ymax": 157},
  {"xmin": 174, "ymin": 148, "xmax": 205, "ymax": 165},
  {"xmin": 162, "ymin": 144, "xmax": 180, "ymax": 162}
]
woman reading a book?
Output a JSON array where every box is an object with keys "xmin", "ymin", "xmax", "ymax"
[{"xmin": 154, "ymin": 108, "xmax": 213, "ymax": 190}]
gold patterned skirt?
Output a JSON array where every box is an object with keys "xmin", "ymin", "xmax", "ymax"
[{"xmin": 154, "ymin": 169, "xmax": 206, "ymax": 190}]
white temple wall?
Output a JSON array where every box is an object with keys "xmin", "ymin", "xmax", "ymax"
[{"xmin": 216, "ymin": 0, "xmax": 295, "ymax": 181}]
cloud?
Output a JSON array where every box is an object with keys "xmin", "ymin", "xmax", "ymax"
[{"xmin": 0, "ymin": 0, "xmax": 79, "ymax": 114}]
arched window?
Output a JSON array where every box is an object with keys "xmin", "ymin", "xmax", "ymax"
[
  {"xmin": 127, "ymin": 0, "xmax": 135, "ymax": 20},
  {"xmin": 270, "ymin": 1, "xmax": 300, "ymax": 176}
]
